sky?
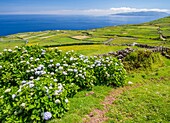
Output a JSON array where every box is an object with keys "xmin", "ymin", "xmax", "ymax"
[{"xmin": 0, "ymin": 0, "xmax": 170, "ymax": 15}]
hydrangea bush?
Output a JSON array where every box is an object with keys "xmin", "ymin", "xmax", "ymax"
[{"xmin": 0, "ymin": 46, "xmax": 126, "ymax": 122}]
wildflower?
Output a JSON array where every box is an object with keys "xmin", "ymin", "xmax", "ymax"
[
  {"xmin": 29, "ymin": 84, "xmax": 34, "ymax": 88},
  {"xmin": 35, "ymin": 58, "xmax": 40, "ymax": 61},
  {"xmin": 43, "ymin": 112, "xmax": 52, "ymax": 120},
  {"xmin": 128, "ymin": 81, "xmax": 133, "ymax": 85},
  {"xmin": 35, "ymin": 71, "xmax": 40, "ymax": 75},
  {"xmin": 17, "ymin": 88, "xmax": 22, "ymax": 93},
  {"xmin": 0, "ymin": 65, "xmax": 2, "ymax": 69},
  {"xmin": 65, "ymin": 98, "xmax": 69, "ymax": 103},
  {"xmin": 54, "ymin": 90, "xmax": 62, "ymax": 96},
  {"xmin": 37, "ymin": 66, "xmax": 42, "ymax": 71},
  {"xmin": 12, "ymin": 94, "xmax": 16, "ymax": 99},
  {"xmin": 58, "ymin": 83, "xmax": 63, "ymax": 90},
  {"xmin": 70, "ymin": 57, "xmax": 74, "ymax": 61},
  {"xmin": 63, "ymin": 64, "xmax": 68, "ymax": 67},
  {"xmin": 8, "ymin": 49, "xmax": 12, "ymax": 52},
  {"xmin": 5, "ymin": 88, "xmax": 11, "ymax": 93},
  {"xmin": 3, "ymin": 49, "xmax": 7, "ymax": 52},
  {"xmin": 56, "ymin": 63, "xmax": 60, "ymax": 67},
  {"xmin": 0, "ymin": 96, "xmax": 4, "ymax": 99},
  {"xmin": 35, "ymin": 77, "xmax": 40, "ymax": 81},
  {"xmin": 42, "ymin": 71, "xmax": 46, "ymax": 75},
  {"xmin": 14, "ymin": 111, "xmax": 17, "ymax": 115},
  {"xmin": 26, "ymin": 70, "xmax": 30, "ymax": 73},
  {"xmin": 68, "ymin": 69, "xmax": 73, "ymax": 72},
  {"xmin": 21, "ymin": 80, "xmax": 27, "ymax": 84},
  {"xmin": 55, "ymin": 99, "xmax": 61, "ymax": 104},
  {"xmin": 50, "ymin": 72, "xmax": 54, "ymax": 76},
  {"xmin": 20, "ymin": 103, "xmax": 26, "ymax": 108},
  {"xmin": 30, "ymin": 57, "xmax": 34, "ymax": 61},
  {"xmin": 73, "ymin": 69, "xmax": 78, "ymax": 73},
  {"xmin": 26, "ymin": 61, "xmax": 30, "ymax": 65},
  {"xmin": 15, "ymin": 46, "xmax": 19, "ymax": 49},
  {"xmin": 50, "ymin": 59, "xmax": 53, "ymax": 63},
  {"xmin": 59, "ymin": 66, "xmax": 63, "ymax": 70},
  {"xmin": 53, "ymin": 79, "xmax": 58, "ymax": 82},
  {"xmin": 115, "ymin": 63, "xmax": 118, "ymax": 66},
  {"xmin": 48, "ymin": 64, "xmax": 53, "ymax": 68},
  {"xmin": 30, "ymin": 76, "xmax": 34, "ymax": 80},
  {"xmin": 63, "ymin": 71, "xmax": 67, "ymax": 75}
]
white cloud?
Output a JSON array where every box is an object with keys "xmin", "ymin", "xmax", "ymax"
[
  {"xmin": 110, "ymin": 7, "xmax": 169, "ymax": 13},
  {"xmin": 1, "ymin": 7, "xmax": 169, "ymax": 15},
  {"xmin": 83, "ymin": 7, "xmax": 169, "ymax": 15}
]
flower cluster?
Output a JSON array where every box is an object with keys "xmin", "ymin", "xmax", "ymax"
[{"xmin": 0, "ymin": 46, "xmax": 126, "ymax": 122}]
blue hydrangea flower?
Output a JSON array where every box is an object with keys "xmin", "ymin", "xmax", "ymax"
[{"xmin": 43, "ymin": 112, "xmax": 52, "ymax": 120}]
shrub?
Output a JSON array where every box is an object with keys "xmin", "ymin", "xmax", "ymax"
[
  {"xmin": 0, "ymin": 46, "xmax": 126, "ymax": 122},
  {"xmin": 123, "ymin": 50, "xmax": 163, "ymax": 70}
]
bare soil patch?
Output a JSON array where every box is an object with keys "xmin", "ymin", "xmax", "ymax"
[
  {"xmin": 72, "ymin": 36, "xmax": 90, "ymax": 40},
  {"xmin": 83, "ymin": 84, "xmax": 141, "ymax": 123}
]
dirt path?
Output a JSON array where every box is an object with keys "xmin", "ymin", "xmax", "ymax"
[{"xmin": 83, "ymin": 84, "xmax": 141, "ymax": 123}]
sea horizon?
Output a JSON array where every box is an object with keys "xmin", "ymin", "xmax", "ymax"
[{"xmin": 0, "ymin": 14, "xmax": 167, "ymax": 36}]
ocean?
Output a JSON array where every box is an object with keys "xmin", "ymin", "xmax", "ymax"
[{"xmin": 0, "ymin": 15, "xmax": 164, "ymax": 36}]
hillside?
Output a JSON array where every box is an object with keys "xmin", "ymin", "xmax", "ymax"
[
  {"xmin": 112, "ymin": 11, "xmax": 169, "ymax": 17},
  {"xmin": 0, "ymin": 16, "xmax": 170, "ymax": 123}
]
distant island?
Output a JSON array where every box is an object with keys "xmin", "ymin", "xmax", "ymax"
[{"xmin": 112, "ymin": 11, "xmax": 169, "ymax": 17}]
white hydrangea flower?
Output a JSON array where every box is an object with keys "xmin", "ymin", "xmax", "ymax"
[
  {"xmin": 63, "ymin": 71, "xmax": 67, "ymax": 75},
  {"xmin": 68, "ymin": 69, "xmax": 73, "ymax": 72},
  {"xmin": 70, "ymin": 57, "xmax": 74, "ymax": 61},
  {"xmin": 73, "ymin": 69, "xmax": 78, "ymax": 73},
  {"xmin": 55, "ymin": 99, "xmax": 61, "ymax": 104},
  {"xmin": 128, "ymin": 81, "xmax": 133, "ymax": 85},
  {"xmin": 3, "ymin": 49, "xmax": 7, "ymax": 52},
  {"xmin": 17, "ymin": 88, "xmax": 22, "ymax": 93},
  {"xmin": 59, "ymin": 66, "xmax": 63, "ymax": 70},
  {"xmin": 5, "ymin": 88, "xmax": 11, "ymax": 93},
  {"xmin": 53, "ymin": 79, "xmax": 58, "ymax": 82},
  {"xmin": 56, "ymin": 63, "xmax": 60, "ymax": 67},
  {"xmin": 20, "ymin": 103, "xmax": 26, "ymax": 108},
  {"xmin": 29, "ymin": 84, "xmax": 34, "ymax": 88},
  {"xmin": 15, "ymin": 46, "xmax": 19, "ymax": 49},
  {"xmin": 65, "ymin": 98, "xmax": 69, "ymax": 103},
  {"xmin": 12, "ymin": 94, "xmax": 16, "ymax": 99},
  {"xmin": 21, "ymin": 80, "xmax": 27, "ymax": 84},
  {"xmin": 30, "ymin": 76, "xmax": 34, "ymax": 80},
  {"xmin": 30, "ymin": 57, "xmax": 34, "ymax": 61},
  {"xmin": 50, "ymin": 72, "xmax": 54, "ymax": 75},
  {"xmin": 63, "ymin": 64, "xmax": 68, "ymax": 67},
  {"xmin": 26, "ymin": 61, "xmax": 30, "ymax": 65},
  {"xmin": 8, "ymin": 49, "xmax": 12, "ymax": 52}
]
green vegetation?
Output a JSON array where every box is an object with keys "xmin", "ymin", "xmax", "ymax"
[
  {"xmin": 123, "ymin": 50, "xmax": 163, "ymax": 70},
  {"xmin": 0, "ymin": 16, "xmax": 170, "ymax": 122},
  {"xmin": 105, "ymin": 65, "xmax": 170, "ymax": 123},
  {"xmin": 0, "ymin": 46, "xmax": 126, "ymax": 122},
  {"xmin": 58, "ymin": 45, "xmax": 129, "ymax": 56}
]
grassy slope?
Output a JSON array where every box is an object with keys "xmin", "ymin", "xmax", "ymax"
[
  {"xmin": 0, "ymin": 16, "xmax": 170, "ymax": 123},
  {"xmin": 105, "ymin": 59, "xmax": 170, "ymax": 123}
]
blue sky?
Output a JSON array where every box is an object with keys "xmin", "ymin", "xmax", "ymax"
[{"xmin": 0, "ymin": 0, "xmax": 170, "ymax": 15}]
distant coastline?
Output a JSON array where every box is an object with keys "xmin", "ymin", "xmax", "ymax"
[{"xmin": 0, "ymin": 14, "xmax": 167, "ymax": 36}]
